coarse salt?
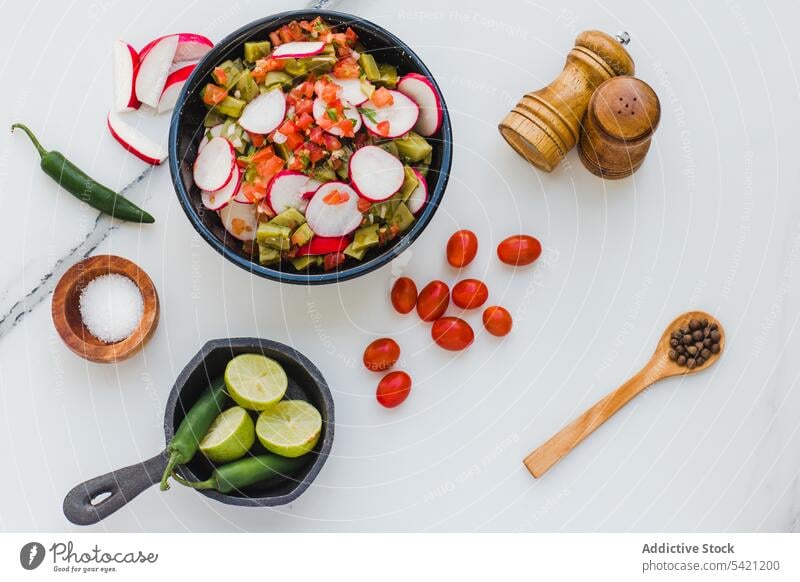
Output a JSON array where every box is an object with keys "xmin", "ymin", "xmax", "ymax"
[{"xmin": 78, "ymin": 274, "xmax": 144, "ymax": 344}]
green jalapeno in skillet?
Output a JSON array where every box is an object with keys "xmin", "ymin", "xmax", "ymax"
[
  {"xmin": 172, "ymin": 454, "xmax": 307, "ymax": 494},
  {"xmin": 160, "ymin": 377, "xmax": 230, "ymax": 490},
  {"xmin": 11, "ymin": 123, "xmax": 155, "ymax": 224}
]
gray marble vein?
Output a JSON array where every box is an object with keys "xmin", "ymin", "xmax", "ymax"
[{"xmin": 0, "ymin": 166, "xmax": 153, "ymax": 342}]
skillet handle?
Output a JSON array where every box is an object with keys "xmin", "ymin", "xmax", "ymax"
[{"xmin": 63, "ymin": 451, "xmax": 168, "ymax": 526}]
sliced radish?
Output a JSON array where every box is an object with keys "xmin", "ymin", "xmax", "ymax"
[
  {"xmin": 305, "ymin": 182, "xmax": 363, "ymax": 237},
  {"xmin": 312, "ymin": 98, "xmax": 362, "ymax": 137},
  {"xmin": 267, "ymin": 170, "xmax": 321, "ymax": 214},
  {"xmin": 201, "ymin": 169, "xmax": 241, "ymax": 210},
  {"xmin": 360, "ymin": 90, "xmax": 419, "ymax": 138},
  {"xmin": 232, "ymin": 180, "xmax": 251, "ymax": 204},
  {"xmin": 335, "ymin": 78, "xmax": 369, "ymax": 106},
  {"xmin": 398, "ymin": 73, "xmax": 443, "ymax": 136},
  {"xmin": 238, "ymin": 89, "xmax": 286, "ymax": 134},
  {"xmin": 198, "ymin": 124, "xmax": 223, "ymax": 153},
  {"xmin": 112, "ymin": 40, "xmax": 140, "ymax": 112},
  {"xmin": 193, "ymin": 136, "xmax": 235, "ymax": 191},
  {"xmin": 296, "ymin": 235, "xmax": 352, "ymax": 256},
  {"xmin": 157, "ymin": 64, "xmax": 195, "ymax": 114},
  {"xmin": 218, "ymin": 201, "xmax": 257, "ymax": 241},
  {"xmin": 272, "ymin": 41, "xmax": 324, "ymax": 58},
  {"xmin": 406, "ymin": 169, "xmax": 429, "ymax": 215},
  {"xmin": 107, "ymin": 111, "xmax": 167, "ymax": 165},
  {"xmin": 135, "ymin": 35, "xmax": 179, "ymax": 107},
  {"xmin": 174, "ymin": 33, "xmax": 213, "ymax": 62},
  {"xmin": 348, "ymin": 145, "xmax": 404, "ymax": 202}
]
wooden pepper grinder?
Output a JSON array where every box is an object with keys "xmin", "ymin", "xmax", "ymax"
[
  {"xmin": 577, "ymin": 76, "xmax": 661, "ymax": 178},
  {"xmin": 498, "ymin": 31, "xmax": 634, "ymax": 172}
]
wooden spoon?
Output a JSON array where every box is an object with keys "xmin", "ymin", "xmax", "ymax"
[{"xmin": 523, "ymin": 311, "xmax": 724, "ymax": 478}]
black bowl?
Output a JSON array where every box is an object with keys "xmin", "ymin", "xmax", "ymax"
[
  {"xmin": 169, "ymin": 10, "xmax": 453, "ymax": 285},
  {"xmin": 167, "ymin": 337, "xmax": 334, "ymax": 506}
]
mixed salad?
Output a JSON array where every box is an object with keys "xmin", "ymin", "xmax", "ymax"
[{"xmin": 192, "ymin": 17, "xmax": 443, "ymax": 271}]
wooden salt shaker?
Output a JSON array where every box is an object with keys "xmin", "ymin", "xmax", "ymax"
[
  {"xmin": 578, "ymin": 76, "xmax": 660, "ymax": 178},
  {"xmin": 498, "ymin": 31, "xmax": 634, "ymax": 172}
]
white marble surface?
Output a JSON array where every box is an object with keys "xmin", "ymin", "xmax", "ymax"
[{"xmin": 1, "ymin": 0, "xmax": 799, "ymax": 532}]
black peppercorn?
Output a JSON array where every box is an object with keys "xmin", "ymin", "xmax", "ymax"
[
  {"xmin": 669, "ymin": 350, "xmax": 677, "ymax": 361},
  {"xmin": 710, "ymin": 343, "xmax": 720, "ymax": 354},
  {"xmin": 677, "ymin": 355, "xmax": 686, "ymax": 365},
  {"xmin": 682, "ymin": 334, "xmax": 692, "ymax": 345},
  {"xmin": 701, "ymin": 348, "xmax": 711, "ymax": 359}
]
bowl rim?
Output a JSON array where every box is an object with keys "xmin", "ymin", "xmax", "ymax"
[
  {"xmin": 165, "ymin": 337, "xmax": 335, "ymax": 507},
  {"xmin": 168, "ymin": 9, "xmax": 453, "ymax": 285}
]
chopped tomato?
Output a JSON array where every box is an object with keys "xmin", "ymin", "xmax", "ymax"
[
  {"xmin": 323, "ymin": 134, "xmax": 341, "ymax": 151},
  {"xmin": 247, "ymin": 132, "xmax": 266, "ymax": 147},
  {"xmin": 287, "ymin": 20, "xmax": 304, "ymax": 41},
  {"xmin": 252, "ymin": 58, "xmax": 284, "ymax": 82},
  {"xmin": 345, "ymin": 27, "xmax": 358, "ymax": 44},
  {"xmin": 279, "ymin": 120, "xmax": 297, "ymax": 135},
  {"xmin": 335, "ymin": 44, "xmax": 353, "ymax": 58},
  {"xmin": 242, "ymin": 181, "xmax": 267, "ymax": 202},
  {"xmin": 269, "ymin": 31, "xmax": 282, "ymax": 47},
  {"xmin": 203, "ymin": 84, "xmax": 227, "ymax": 106},
  {"xmin": 323, "ymin": 189, "xmax": 350, "ymax": 205},
  {"xmin": 295, "ymin": 98, "xmax": 314, "ymax": 116},
  {"xmin": 372, "ymin": 87, "xmax": 394, "ymax": 108},
  {"xmin": 299, "ymin": 19, "xmax": 314, "ymax": 32},
  {"xmin": 285, "ymin": 131, "xmax": 305, "ymax": 150},
  {"xmin": 251, "ymin": 146, "xmax": 275, "ymax": 164},
  {"xmin": 330, "ymin": 33, "xmax": 348, "ymax": 46},
  {"xmin": 236, "ymin": 157, "xmax": 249, "ymax": 169},
  {"xmin": 256, "ymin": 155, "xmax": 284, "ymax": 178},
  {"xmin": 213, "ymin": 67, "xmax": 228, "ymax": 86},
  {"xmin": 324, "ymin": 252, "xmax": 346, "ymax": 271},
  {"xmin": 318, "ymin": 116, "xmax": 335, "ymax": 130},
  {"xmin": 302, "ymin": 142, "xmax": 326, "ymax": 163},
  {"xmin": 376, "ymin": 120, "xmax": 391, "ymax": 136},
  {"xmin": 302, "ymin": 81, "xmax": 315, "ymax": 98},
  {"xmin": 333, "ymin": 57, "xmax": 360, "ymax": 79},
  {"xmin": 337, "ymin": 118, "xmax": 355, "ymax": 137},
  {"xmin": 357, "ymin": 197, "xmax": 372, "ymax": 212},
  {"xmin": 309, "ymin": 126, "xmax": 326, "ymax": 145},
  {"xmin": 279, "ymin": 27, "xmax": 294, "ymax": 44},
  {"xmin": 295, "ymin": 112, "xmax": 315, "ymax": 131},
  {"xmin": 287, "ymin": 155, "xmax": 306, "ymax": 171}
]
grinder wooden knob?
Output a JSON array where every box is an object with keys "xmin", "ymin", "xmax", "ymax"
[
  {"xmin": 578, "ymin": 76, "xmax": 661, "ymax": 179},
  {"xmin": 498, "ymin": 30, "xmax": 635, "ymax": 172}
]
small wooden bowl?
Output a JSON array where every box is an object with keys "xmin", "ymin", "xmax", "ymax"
[{"xmin": 52, "ymin": 255, "xmax": 159, "ymax": 363}]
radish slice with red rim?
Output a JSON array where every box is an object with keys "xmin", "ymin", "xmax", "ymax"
[
  {"xmin": 239, "ymin": 89, "xmax": 286, "ymax": 134},
  {"xmin": 397, "ymin": 73, "xmax": 443, "ymax": 136},
  {"xmin": 406, "ymin": 168, "xmax": 429, "ymax": 214},
  {"xmin": 296, "ymin": 235, "xmax": 352, "ymax": 256},
  {"xmin": 305, "ymin": 182, "xmax": 363, "ymax": 237},
  {"xmin": 193, "ymin": 136, "xmax": 234, "ymax": 191},
  {"xmin": 334, "ymin": 78, "xmax": 369, "ymax": 106},
  {"xmin": 173, "ymin": 33, "xmax": 213, "ymax": 62},
  {"xmin": 135, "ymin": 34, "xmax": 179, "ymax": 107},
  {"xmin": 157, "ymin": 64, "xmax": 195, "ymax": 114},
  {"xmin": 107, "ymin": 111, "xmax": 167, "ymax": 165},
  {"xmin": 349, "ymin": 145, "xmax": 405, "ymax": 202},
  {"xmin": 113, "ymin": 41, "xmax": 140, "ymax": 112},
  {"xmin": 218, "ymin": 201, "xmax": 257, "ymax": 241},
  {"xmin": 312, "ymin": 98, "xmax": 362, "ymax": 137},
  {"xmin": 201, "ymin": 169, "xmax": 241, "ymax": 210},
  {"xmin": 360, "ymin": 90, "xmax": 419, "ymax": 138},
  {"xmin": 272, "ymin": 41, "xmax": 325, "ymax": 58},
  {"xmin": 198, "ymin": 124, "xmax": 223, "ymax": 153},
  {"xmin": 267, "ymin": 170, "xmax": 321, "ymax": 214}
]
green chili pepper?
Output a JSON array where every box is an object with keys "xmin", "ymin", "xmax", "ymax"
[
  {"xmin": 172, "ymin": 455, "xmax": 307, "ymax": 494},
  {"xmin": 160, "ymin": 377, "xmax": 230, "ymax": 490},
  {"xmin": 11, "ymin": 123, "xmax": 155, "ymax": 224}
]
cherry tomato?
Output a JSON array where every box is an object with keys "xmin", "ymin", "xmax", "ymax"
[
  {"xmin": 497, "ymin": 235, "xmax": 542, "ymax": 266},
  {"xmin": 483, "ymin": 306, "xmax": 513, "ymax": 337},
  {"xmin": 446, "ymin": 230, "xmax": 478, "ymax": 268},
  {"xmin": 363, "ymin": 338, "xmax": 401, "ymax": 372},
  {"xmin": 451, "ymin": 279, "xmax": 489, "ymax": 309},
  {"xmin": 390, "ymin": 277, "xmax": 418, "ymax": 314},
  {"xmin": 376, "ymin": 371, "xmax": 412, "ymax": 408},
  {"xmin": 416, "ymin": 280, "xmax": 450, "ymax": 322},
  {"xmin": 431, "ymin": 317, "xmax": 474, "ymax": 351}
]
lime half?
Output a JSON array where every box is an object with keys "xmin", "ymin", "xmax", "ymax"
[
  {"xmin": 256, "ymin": 400, "xmax": 322, "ymax": 458},
  {"xmin": 199, "ymin": 406, "xmax": 255, "ymax": 463},
  {"xmin": 225, "ymin": 354, "xmax": 288, "ymax": 411}
]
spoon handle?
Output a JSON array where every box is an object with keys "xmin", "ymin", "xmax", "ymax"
[{"xmin": 523, "ymin": 367, "xmax": 656, "ymax": 478}]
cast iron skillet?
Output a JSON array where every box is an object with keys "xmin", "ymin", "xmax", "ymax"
[
  {"xmin": 169, "ymin": 10, "xmax": 453, "ymax": 285},
  {"xmin": 63, "ymin": 338, "xmax": 334, "ymax": 526}
]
